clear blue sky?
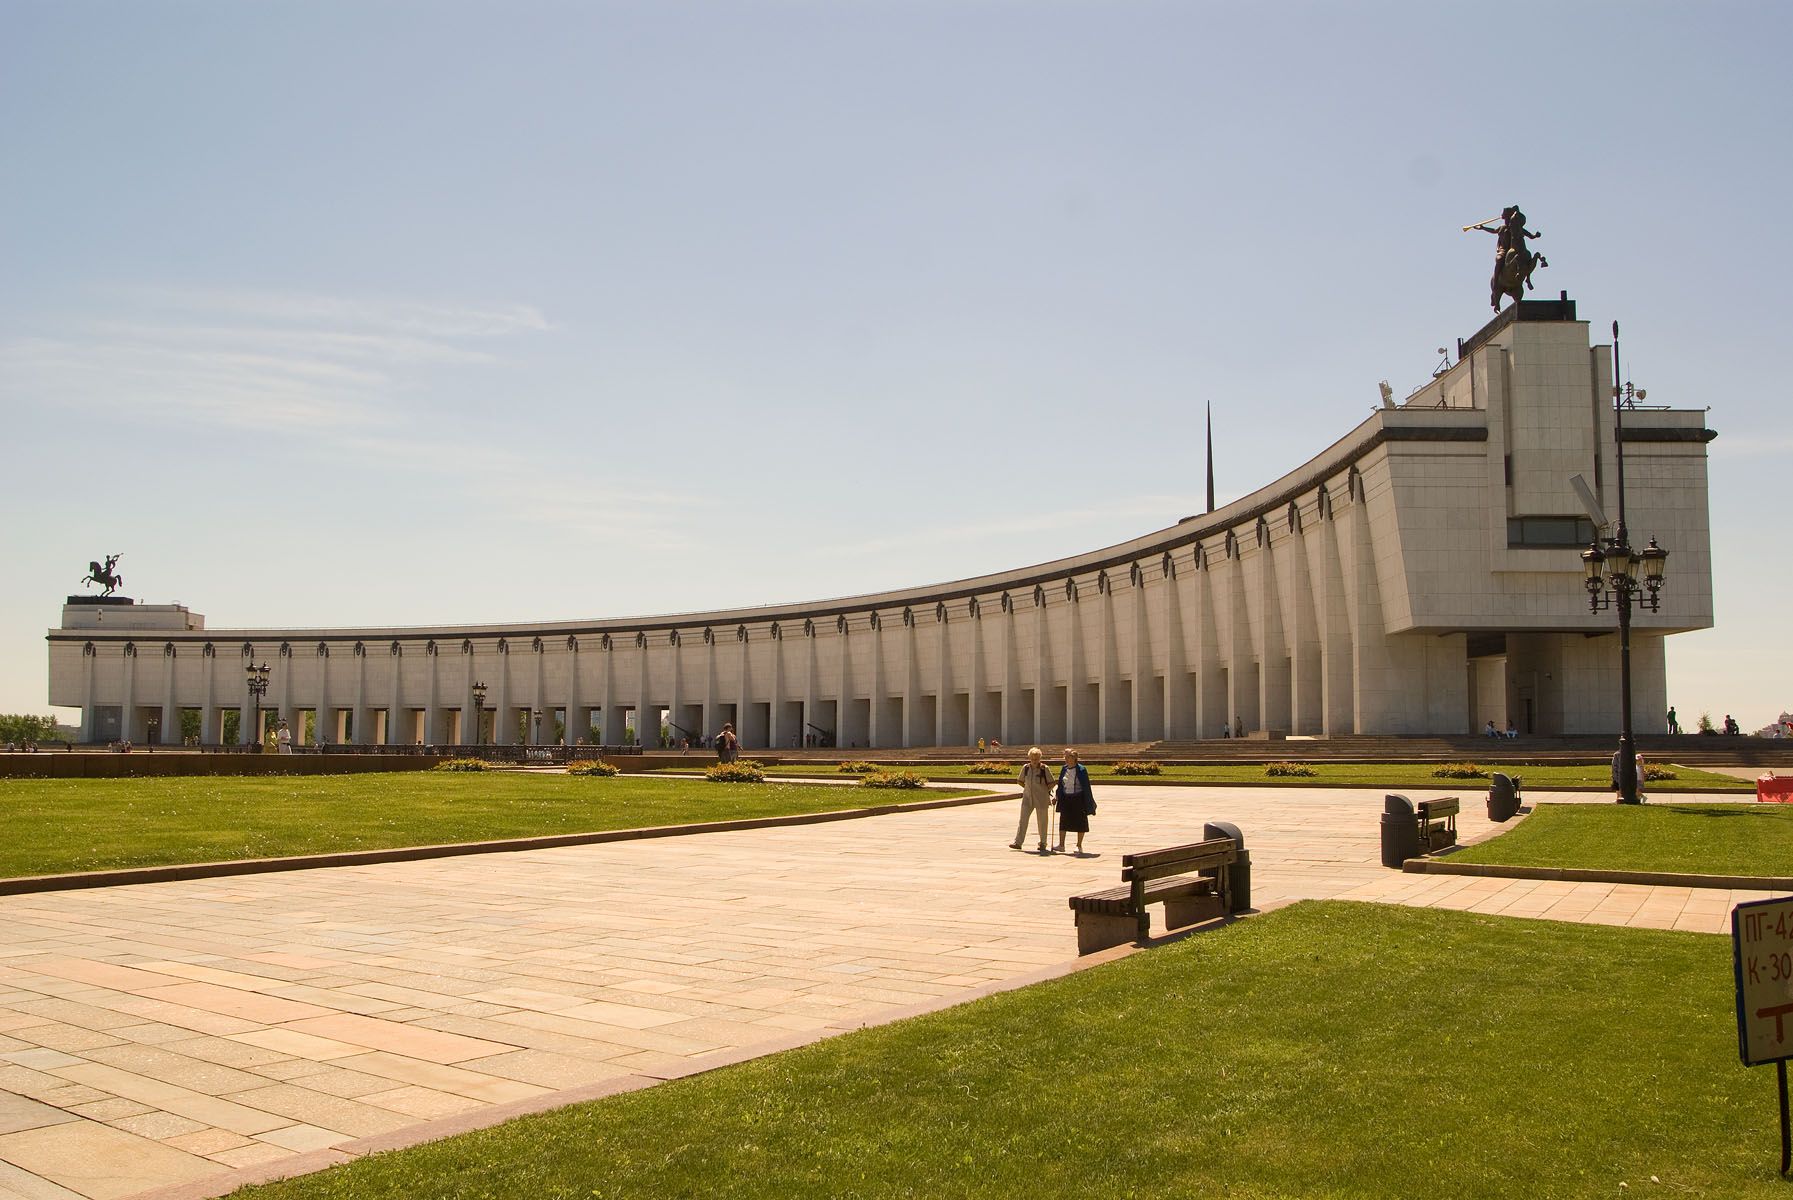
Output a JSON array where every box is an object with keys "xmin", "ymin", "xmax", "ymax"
[{"xmin": 2, "ymin": 1, "xmax": 1787, "ymax": 730}]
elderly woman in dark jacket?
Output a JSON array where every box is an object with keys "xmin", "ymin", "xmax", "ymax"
[{"xmin": 1054, "ymin": 748, "xmax": 1094, "ymax": 856}]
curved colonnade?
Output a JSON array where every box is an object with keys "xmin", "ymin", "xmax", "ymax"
[{"xmin": 49, "ymin": 305, "xmax": 1715, "ymax": 748}]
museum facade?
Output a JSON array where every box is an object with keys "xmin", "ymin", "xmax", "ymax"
[{"xmin": 48, "ymin": 300, "xmax": 1714, "ymax": 748}]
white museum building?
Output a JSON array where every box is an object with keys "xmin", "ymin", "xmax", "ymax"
[{"xmin": 48, "ymin": 299, "xmax": 1713, "ymax": 748}]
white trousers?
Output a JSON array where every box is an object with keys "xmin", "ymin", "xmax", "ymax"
[{"xmin": 1014, "ymin": 796, "xmax": 1050, "ymax": 845}]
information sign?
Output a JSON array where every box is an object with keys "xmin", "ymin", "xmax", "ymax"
[{"xmin": 1735, "ymin": 897, "xmax": 1793, "ymax": 1066}]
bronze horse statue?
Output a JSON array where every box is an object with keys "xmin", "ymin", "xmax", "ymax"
[
  {"xmin": 1466, "ymin": 207, "xmax": 1548, "ymax": 313},
  {"xmin": 82, "ymin": 554, "xmax": 123, "ymax": 597}
]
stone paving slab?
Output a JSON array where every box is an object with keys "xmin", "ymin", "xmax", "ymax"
[{"xmin": 0, "ymin": 786, "xmax": 1771, "ymax": 1198}]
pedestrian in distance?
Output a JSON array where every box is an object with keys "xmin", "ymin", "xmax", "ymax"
[
  {"xmin": 713, "ymin": 722, "xmax": 739, "ymax": 763},
  {"xmin": 1666, "ymin": 706, "xmax": 1681, "ymax": 735},
  {"xmin": 1054, "ymin": 748, "xmax": 1095, "ymax": 856},
  {"xmin": 1011, "ymin": 747, "xmax": 1054, "ymax": 854}
]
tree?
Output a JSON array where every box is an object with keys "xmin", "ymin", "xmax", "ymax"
[{"xmin": 0, "ymin": 714, "xmax": 59, "ymax": 744}]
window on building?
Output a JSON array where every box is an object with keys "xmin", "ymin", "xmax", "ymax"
[{"xmin": 1507, "ymin": 516, "xmax": 1597, "ymax": 547}]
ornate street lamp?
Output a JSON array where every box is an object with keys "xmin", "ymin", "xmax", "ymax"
[
  {"xmin": 532, "ymin": 707, "xmax": 543, "ymax": 746},
  {"xmin": 245, "ymin": 662, "xmax": 270, "ymax": 746},
  {"xmin": 1582, "ymin": 322, "xmax": 1671, "ymax": 805},
  {"xmin": 471, "ymin": 680, "xmax": 487, "ymax": 746}
]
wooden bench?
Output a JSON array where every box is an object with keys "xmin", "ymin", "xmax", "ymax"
[
  {"xmin": 1068, "ymin": 837, "xmax": 1239, "ymax": 956},
  {"xmin": 1417, "ymin": 796, "xmax": 1459, "ymax": 852}
]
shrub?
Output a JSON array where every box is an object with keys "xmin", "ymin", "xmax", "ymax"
[
  {"xmin": 432, "ymin": 758, "xmax": 491, "ymax": 772},
  {"xmin": 861, "ymin": 769, "xmax": 927, "ymax": 790},
  {"xmin": 1431, "ymin": 762, "xmax": 1488, "ymax": 779},
  {"xmin": 705, "ymin": 761, "xmax": 766, "ymax": 783},
  {"xmin": 1643, "ymin": 764, "xmax": 1678, "ymax": 782},
  {"xmin": 1264, "ymin": 761, "xmax": 1317, "ymax": 778},
  {"xmin": 966, "ymin": 762, "xmax": 1009, "ymax": 775},
  {"xmin": 567, "ymin": 760, "xmax": 621, "ymax": 777},
  {"xmin": 1112, "ymin": 761, "xmax": 1162, "ymax": 776},
  {"xmin": 837, "ymin": 761, "xmax": 879, "ymax": 773}
]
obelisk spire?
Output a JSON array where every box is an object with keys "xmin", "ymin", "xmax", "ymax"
[{"xmin": 1205, "ymin": 404, "xmax": 1216, "ymax": 514}]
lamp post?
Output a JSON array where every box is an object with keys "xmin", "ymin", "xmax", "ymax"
[
  {"xmin": 470, "ymin": 680, "xmax": 487, "ymax": 747},
  {"xmin": 245, "ymin": 662, "xmax": 270, "ymax": 747},
  {"xmin": 1581, "ymin": 321, "xmax": 1670, "ymax": 805},
  {"xmin": 532, "ymin": 708, "xmax": 543, "ymax": 747}
]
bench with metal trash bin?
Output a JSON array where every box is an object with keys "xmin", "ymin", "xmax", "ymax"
[
  {"xmin": 1487, "ymin": 771, "xmax": 1523, "ymax": 822},
  {"xmin": 1068, "ymin": 821, "xmax": 1251, "ymax": 955},
  {"xmin": 1379, "ymin": 793, "xmax": 1459, "ymax": 868}
]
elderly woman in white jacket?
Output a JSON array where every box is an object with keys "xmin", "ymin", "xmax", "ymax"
[{"xmin": 1010, "ymin": 746, "xmax": 1055, "ymax": 854}]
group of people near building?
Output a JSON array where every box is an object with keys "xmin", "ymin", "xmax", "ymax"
[{"xmin": 1010, "ymin": 747, "xmax": 1095, "ymax": 857}]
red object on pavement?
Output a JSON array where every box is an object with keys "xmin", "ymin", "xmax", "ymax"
[{"xmin": 1758, "ymin": 776, "xmax": 1793, "ymax": 803}]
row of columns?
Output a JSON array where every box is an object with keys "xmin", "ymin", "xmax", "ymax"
[{"xmin": 72, "ymin": 467, "xmax": 1416, "ymax": 747}]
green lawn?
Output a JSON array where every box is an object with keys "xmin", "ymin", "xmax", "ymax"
[
  {"xmin": 0, "ymin": 775, "xmax": 983, "ymax": 879},
  {"xmin": 1451, "ymin": 801, "xmax": 1793, "ymax": 876},
  {"xmin": 659, "ymin": 760, "xmax": 1752, "ymax": 791},
  {"xmin": 235, "ymin": 901, "xmax": 1783, "ymax": 1199}
]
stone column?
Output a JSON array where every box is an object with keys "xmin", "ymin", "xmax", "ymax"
[
  {"xmin": 314, "ymin": 644, "xmax": 331, "ymax": 745},
  {"xmin": 350, "ymin": 643, "xmax": 368, "ymax": 745},
  {"xmin": 493, "ymin": 640, "xmax": 512, "ymax": 745},
  {"xmin": 241, "ymin": 646, "xmax": 258, "ymax": 745},
  {"xmin": 999, "ymin": 595, "xmax": 1017, "ymax": 746},
  {"xmin": 1097, "ymin": 577, "xmax": 1116, "ymax": 744},
  {"xmin": 901, "ymin": 610, "xmax": 919, "ymax": 748},
  {"xmin": 601, "ymin": 636, "xmax": 621, "ymax": 745},
  {"xmin": 459, "ymin": 641, "xmax": 477, "ymax": 746},
  {"xmin": 386, "ymin": 642, "xmax": 406, "ymax": 744},
  {"xmin": 160, "ymin": 643, "xmax": 179, "ymax": 745},
  {"xmin": 835, "ymin": 618, "xmax": 851, "ymax": 748},
  {"xmin": 565, "ymin": 637, "xmax": 583, "ymax": 746},
  {"xmin": 636, "ymin": 634, "xmax": 652, "ymax": 747},
  {"xmin": 866, "ymin": 615, "xmax": 882, "ymax": 747},
  {"xmin": 1130, "ymin": 569, "xmax": 1151, "ymax": 742},
  {"xmin": 966, "ymin": 602, "xmax": 984, "ymax": 748},
  {"xmin": 79, "ymin": 642, "xmax": 96, "ymax": 742},
  {"xmin": 1032, "ymin": 590, "xmax": 1048, "ymax": 745},
  {"xmin": 529, "ymin": 637, "xmax": 546, "ymax": 745},
  {"xmin": 768, "ymin": 626, "xmax": 785, "ymax": 749},
  {"xmin": 120, "ymin": 642, "xmax": 137, "ymax": 743},
  {"xmin": 666, "ymin": 633, "xmax": 683, "ymax": 747},
  {"xmin": 1065, "ymin": 584, "xmax": 1083, "ymax": 744},
  {"xmin": 702, "ymin": 630, "xmax": 717, "ymax": 744},
  {"xmin": 736, "ymin": 627, "xmax": 751, "ymax": 748},
  {"xmin": 277, "ymin": 643, "xmax": 296, "ymax": 736},
  {"xmin": 199, "ymin": 645, "xmax": 217, "ymax": 743},
  {"xmin": 1161, "ymin": 558, "xmax": 1188, "ymax": 740},
  {"xmin": 422, "ymin": 642, "xmax": 439, "ymax": 746},
  {"xmin": 803, "ymin": 623, "xmax": 817, "ymax": 748},
  {"xmin": 934, "ymin": 607, "xmax": 950, "ymax": 747}
]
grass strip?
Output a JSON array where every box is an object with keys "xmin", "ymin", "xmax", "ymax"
[
  {"xmin": 235, "ymin": 901, "xmax": 1783, "ymax": 1199},
  {"xmin": 1450, "ymin": 801, "xmax": 1793, "ymax": 876},
  {"xmin": 659, "ymin": 761, "xmax": 1751, "ymax": 791},
  {"xmin": 0, "ymin": 775, "xmax": 982, "ymax": 880}
]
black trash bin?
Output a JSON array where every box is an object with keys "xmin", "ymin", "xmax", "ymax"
[
  {"xmin": 1488, "ymin": 772, "xmax": 1522, "ymax": 822},
  {"xmin": 1203, "ymin": 820, "xmax": 1251, "ymax": 912},
  {"xmin": 1381, "ymin": 794, "xmax": 1419, "ymax": 868}
]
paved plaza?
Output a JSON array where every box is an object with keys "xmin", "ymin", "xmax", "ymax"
[{"xmin": 0, "ymin": 785, "xmax": 1773, "ymax": 1199}]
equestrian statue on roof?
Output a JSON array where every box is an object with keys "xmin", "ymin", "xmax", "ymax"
[{"xmin": 1464, "ymin": 206, "xmax": 1548, "ymax": 313}]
